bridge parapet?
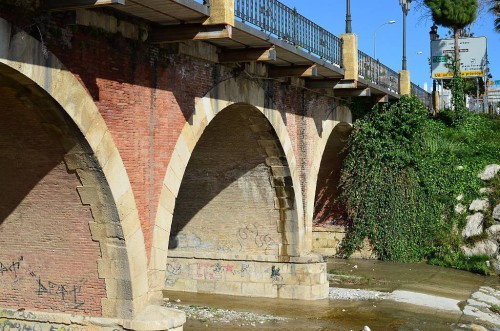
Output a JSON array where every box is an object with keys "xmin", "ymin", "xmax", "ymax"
[
  {"xmin": 358, "ymin": 50, "xmax": 400, "ymax": 94},
  {"xmin": 234, "ymin": 0, "xmax": 343, "ymax": 67}
]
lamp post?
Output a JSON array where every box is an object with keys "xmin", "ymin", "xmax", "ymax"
[
  {"xmin": 429, "ymin": 25, "xmax": 439, "ymax": 92},
  {"xmin": 346, "ymin": 0, "xmax": 352, "ymax": 33},
  {"xmin": 399, "ymin": 0, "xmax": 412, "ymax": 70},
  {"xmin": 429, "ymin": 24, "xmax": 439, "ymax": 114},
  {"xmin": 373, "ymin": 20, "xmax": 396, "ymax": 59}
]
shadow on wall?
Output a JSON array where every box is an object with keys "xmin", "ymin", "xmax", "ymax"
[
  {"xmin": 0, "ymin": 71, "xmax": 69, "ymax": 224},
  {"xmin": 169, "ymin": 104, "xmax": 288, "ymax": 254},
  {"xmin": 0, "ymin": 66, "xmax": 111, "ymax": 316},
  {"xmin": 313, "ymin": 122, "xmax": 352, "ymax": 227}
]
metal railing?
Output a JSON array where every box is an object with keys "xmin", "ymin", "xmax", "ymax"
[
  {"xmin": 358, "ymin": 50, "xmax": 400, "ymax": 94},
  {"xmin": 234, "ymin": 0, "xmax": 343, "ymax": 67},
  {"xmin": 411, "ymin": 83, "xmax": 432, "ymax": 109}
]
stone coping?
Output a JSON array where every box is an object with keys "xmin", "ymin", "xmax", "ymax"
[
  {"xmin": 0, "ymin": 305, "xmax": 185, "ymax": 331},
  {"xmin": 312, "ymin": 226, "xmax": 347, "ymax": 233},
  {"xmin": 167, "ymin": 251, "xmax": 324, "ymax": 263}
]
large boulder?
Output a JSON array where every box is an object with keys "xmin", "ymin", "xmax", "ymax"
[
  {"xmin": 461, "ymin": 239, "xmax": 498, "ymax": 257},
  {"xmin": 469, "ymin": 199, "xmax": 489, "ymax": 212},
  {"xmin": 493, "ymin": 204, "xmax": 500, "ymax": 221},
  {"xmin": 477, "ymin": 164, "xmax": 500, "ymax": 181},
  {"xmin": 486, "ymin": 224, "xmax": 500, "ymax": 241},
  {"xmin": 462, "ymin": 213, "xmax": 484, "ymax": 238}
]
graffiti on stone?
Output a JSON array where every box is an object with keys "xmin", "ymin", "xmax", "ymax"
[
  {"xmin": 164, "ymin": 259, "xmax": 286, "ymax": 287},
  {"xmin": 165, "ymin": 262, "xmax": 182, "ymax": 286},
  {"xmin": 270, "ymin": 265, "xmax": 283, "ymax": 283},
  {"xmin": 237, "ymin": 224, "xmax": 278, "ymax": 255}
]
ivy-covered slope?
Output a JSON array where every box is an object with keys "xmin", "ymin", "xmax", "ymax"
[{"xmin": 338, "ymin": 96, "xmax": 500, "ymax": 272}]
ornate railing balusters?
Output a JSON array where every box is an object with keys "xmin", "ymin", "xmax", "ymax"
[{"xmin": 235, "ymin": 0, "xmax": 343, "ymax": 66}]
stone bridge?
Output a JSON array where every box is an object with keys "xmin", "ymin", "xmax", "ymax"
[{"xmin": 0, "ymin": 0, "xmax": 429, "ymax": 329}]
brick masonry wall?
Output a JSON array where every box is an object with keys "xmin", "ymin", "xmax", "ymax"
[
  {"xmin": 0, "ymin": 7, "xmax": 345, "ymax": 261},
  {"xmin": 0, "ymin": 85, "xmax": 106, "ymax": 316},
  {"xmin": 313, "ymin": 125, "xmax": 351, "ymax": 226},
  {"xmin": 170, "ymin": 106, "xmax": 281, "ymax": 257}
]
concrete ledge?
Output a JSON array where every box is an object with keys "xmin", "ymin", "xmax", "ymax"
[{"xmin": 0, "ymin": 306, "xmax": 185, "ymax": 331}]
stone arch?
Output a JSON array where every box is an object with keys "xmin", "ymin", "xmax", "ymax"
[
  {"xmin": 304, "ymin": 105, "xmax": 352, "ymax": 249},
  {"xmin": 0, "ymin": 17, "xmax": 148, "ymax": 318},
  {"xmin": 150, "ymin": 77, "xmax": 304, "ymax": 295}
]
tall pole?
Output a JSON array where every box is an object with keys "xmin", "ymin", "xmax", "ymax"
[
  {"xmin": 400, "ymin": 0, "xmax": 411, "ymax": 70},
  {"xmin": 402, "ymin": 7, "xmax": 407, "ymax": 70},
  {"xmin": 346, "ymin": 0, "xmax": 352, "ymax": 33}
]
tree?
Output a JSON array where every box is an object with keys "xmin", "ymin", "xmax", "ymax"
[
  {"xmin": 424, "ymin": 0, "xmax": 478, "ymax": 111},
  {"xmin": 491, "ymin": 0, "xmax": 500, "ymax": 31},
  {"xmin": 424, "ymin": 0, "xmax": 478, "ymax": 74}
]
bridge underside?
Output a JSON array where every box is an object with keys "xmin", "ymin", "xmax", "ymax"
[{"xmin": 164, "ymin": 103, "xmax": 328, "ymax": 299}]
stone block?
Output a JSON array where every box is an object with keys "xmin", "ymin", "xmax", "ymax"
[
  {"xmin": 101, "ymin": 298, "xmax": 134, "ymax": 319},
  {"xmin": 270, "ymin": 165, "xmax": 291, "ymax": 177},
  {"xmin": 461, "ymin": 240, "xmax": 498, "ymax": 257},
  {"xmin": 116, "ymin": 188, "xmax": 138, "ymax": 221},
  {"xmin": 274, "ymin": 197, "xmax": 294, "ymax": 209},
  {"xmin": 493, "ymin": 204, "xmax": 500, "ymax": 221},
  {"xmin": 95, "ymin": 131, "xmax": 118, "ymax": 170},
  {"xmin": 89, "ymin": 221, "xmax": 107, "ymax": 240},
  {"xmin": 102, "ymin": 150, "xmax": 130, "ymax": 202},
  {"xmin": 159, "ymin": 184, "xmax": 177, "ymax": 214},
  {"xmin": 150, "ymin": 246, "xmax": 168, "ymax": 270},
  {"xmin": 339, "ymin": 33, "xmax": 358, "ymax": 81},
  {"xmin": 462, "ymin": 213, "xmax": 484, "ymax": 238},
  {"xmin": 399, "ymin": 70, "xmax": 411, "ymax": 96},
  {"xmin": 469, "ymin": 199, "xmax": 490, "ymax": 212},
  {"xmin": 241, "ymin": 282, "xmax": 268, "ymax": 297},
  {"xmin": 278, "ymin": 284, "xmax": 311, "ymax": 300},
  {"xmin": 204, "ymin": 0, "xmax": 234, "ymax": 26},
  {"xmin": 311, "ymin": 283, "xmax": 330, "ymax": 299},
  {"xmin": 84, "ymin": 118, "xmax": 108, "ymax": 157},
  {"xmin": 155, "ymin": 205, "xmax": 174, "ymax": 232},
  {"xmin": 477, "ymin": 164, "xmax": 500, "ymax": 181},
  {"xmin": 165, "ymin": 166, "xmax": 182, "ymax": 198},
  {"xmin": 215, "ymin": 281, "xmax": 243, "ymax": 295},
  {"xmin": 101, "ymin": 242, "xmax": 128, "ymax": 261},
  {"xmin": 105, "ymin": 278, "xmax": 133, "ymax": 300},
  {"xmin": 197, "ymin": 280, "xmax": 216, "ymax": 293}
]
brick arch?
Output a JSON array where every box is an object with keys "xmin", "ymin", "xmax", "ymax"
[
  {"xmin": 304, "ymin": 105, "xmax": 352, "ymax": 249},
  {"xmin": 0, "ymin": 17, "xmax": 148, "ymax": 319},
  {"xmin": 150, "ymin": 77, "xmax": 304, "ymax": 295}
]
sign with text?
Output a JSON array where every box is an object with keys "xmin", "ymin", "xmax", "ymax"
[{"xmin": 431, "ymin": 37, "xmax": 487, "ymax": 79}]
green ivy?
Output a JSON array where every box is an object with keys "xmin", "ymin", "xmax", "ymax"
[{"xmin": 338, "ymin": 95, "xmax": 500, "ymax": 271}]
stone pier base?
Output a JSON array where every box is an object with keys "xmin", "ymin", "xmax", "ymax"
[
  {"xmin": 0, "ymin": 306, "xmax": 185, "ymax": 331},
  {"xmin": 164, "ymin": 257, "xmax": 329, "ymax": 300}
]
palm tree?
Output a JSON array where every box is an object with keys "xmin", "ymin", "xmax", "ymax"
[{"xmin": 491, "ymin": 0, "xmax": 500, "ymax": 31}]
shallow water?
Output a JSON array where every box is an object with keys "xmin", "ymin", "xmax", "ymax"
[{"xmin": 165, "ymin": 259, "xmax": 500, "ymax": 330}]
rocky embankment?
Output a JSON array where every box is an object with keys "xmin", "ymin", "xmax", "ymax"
[{"xmin": 457, "ymin": 164, "xmax": 500, "ymax": 273}]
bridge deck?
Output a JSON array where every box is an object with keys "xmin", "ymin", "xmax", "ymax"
[{"xmin": 112, "ymin": 0, "xmax": 421, "ymax": 102}]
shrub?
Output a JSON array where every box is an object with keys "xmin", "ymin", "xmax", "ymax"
[{"xmin": 338, "ymin": 96, "xmax": 500, "ymax": 271}]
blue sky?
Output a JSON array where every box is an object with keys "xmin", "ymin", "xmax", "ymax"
[{"xmin": 279, "ymin": 0, "xmax": 500, "ymax": 90}]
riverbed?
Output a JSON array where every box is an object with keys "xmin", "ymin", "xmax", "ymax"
[{"xmin": 164, "ymin": 259, "xmax": 500, "ymax": 330}]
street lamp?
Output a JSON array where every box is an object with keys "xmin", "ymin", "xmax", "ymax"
[
  {"xmin": 373, "ymin": 20, "xmax": 396, "ymax": 59},
  {"xmin": 429, "ymin": 25, "xmax": 439, "ymax": 90},
  {"xmin": 346, "ymin": 0, "xmax": 352, "ymax": 33},
  {"xmin": 400, "ymin": 0, "xmax": 412, "ymax": 70}
]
